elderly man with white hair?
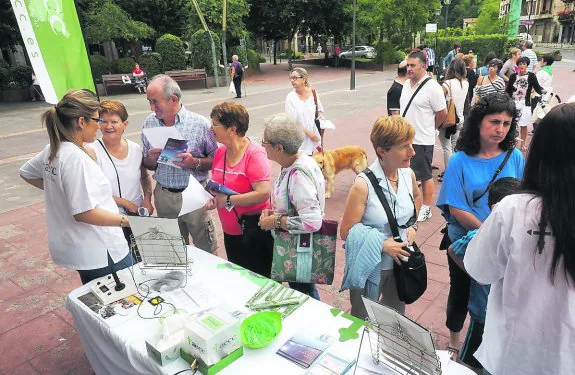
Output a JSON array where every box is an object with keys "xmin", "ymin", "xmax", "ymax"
[
  {"xmin": 230, "ymin": 55, "xmax": 244, "ymax": 98},
  {"xmin": 141, "ymin": 74, "xmax": 218, "ymax": 253}
]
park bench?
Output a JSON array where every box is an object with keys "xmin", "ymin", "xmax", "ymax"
[
  {"xmin": 101, "ymin": 74, "xmax": 135, "ymax": 96},
  {"xmin": 165, "ymin": 69, "xmax": 208, "ymax": 88}
]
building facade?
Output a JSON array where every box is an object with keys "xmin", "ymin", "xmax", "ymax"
[{"xmin": 500, "ymin": 0, "xmax": 574, "ymax": 44}]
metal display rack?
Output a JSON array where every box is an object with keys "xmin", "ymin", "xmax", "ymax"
[{"xmin": 130, "ymin": 226, "xmax": 192, "ymax": 275}]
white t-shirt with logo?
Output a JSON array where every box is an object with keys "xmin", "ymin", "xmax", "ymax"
[
  {"xmin": 19, "ymin": 143, "xmax": 129, "ymax": 270},
  {"xmin": 400, "ymin": 75, "xmax": 447, "ymax": 145},
  {"xmin": 92, "ymin": 139, "xmax": 143, "ymax": 214}
]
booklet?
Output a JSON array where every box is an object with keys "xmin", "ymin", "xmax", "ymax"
[
  {"xmin": 277, "ymin": 334, "xmax": 330, "ymax": 369},
  {"xmin": 158, "ymin": 138, "xmax": 188, "ymax": 169},
  {"xmin": 204, "ymin": 179, "xmax": 239, "ymax": 196},
  {"xmin": 306, "ymin": 351, "xmax": 356, "ymax": 375}
]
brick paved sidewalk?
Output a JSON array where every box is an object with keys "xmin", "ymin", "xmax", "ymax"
[{"xmin": 0, "ymin": 64, "xmax": 459, "ymax": 374}]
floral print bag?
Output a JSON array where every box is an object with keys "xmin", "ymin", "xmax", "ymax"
[{"xmin": 271, "ymin": 167, "xmax": 338, "ymax": 284}]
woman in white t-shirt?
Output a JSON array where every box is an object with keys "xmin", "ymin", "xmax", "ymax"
[
  {"xmin": 91, "ymin": 101, "xmax": 154, "ymax": 260},
  {"xmin": 438, "ymin": 58, "xmax": 469, "ymax": 181},
  {"xmin": 285, "ymin": 67, "xmax": 324, "ymax": 155},
  {"xmin": 19, "ymin": 89, "xmax": 132, "ymax": 284},
  {"xmin": 464, "ymin": 103, "xmax": 575, "ymax": 375}
]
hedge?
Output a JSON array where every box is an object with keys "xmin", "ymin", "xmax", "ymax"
[
  {"xmin": 89, "ymin": 55, "xmax": 113, "ymax": 84},
  {"xmin": 374, "ymin": 41, "xmax": 395, "ymax": 65},
  {"xmin": 247, "ymin": 49, "xmax": 261, "ymax": 71},
  {"xmin": 229, "ymin": 45, "xmax": 248, "ymax": 67},
  {"xmin": 156, "ymin": 34, "xmax": 186, "ymax": 71},
  {"xmin": 0, "ymin": 64, "xmax": 33, "ymax": 89},
  {"xmin": 114, "ymin": 57, "xmax": 136, "ymax": 74},
  {"xmin": 137, "ymin": 52, "xmax": 162, "ymax": 79},
  {"xmin": 188, "ymin": 30, "xmax": 221, "ymax": 75},
  {"xmin": 423, "ymin": 34, "xmax": 515, "ymax": 65}
]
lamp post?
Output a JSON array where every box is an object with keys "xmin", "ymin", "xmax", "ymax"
[
  {"xmin": 350, "ymin": 0, "xmax": 357, "ymax": 91},
  {"xmin": 444, "ymin": 0, "xmax": 452, "ymax": 28},
  {"xmin": 222, "ymin": 0, "xmax": 229, "ymax": 87}
]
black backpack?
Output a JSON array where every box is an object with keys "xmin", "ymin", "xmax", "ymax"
[{"xmin": 235, "ymin": 62, "xmax": 244, "ymax": 77}]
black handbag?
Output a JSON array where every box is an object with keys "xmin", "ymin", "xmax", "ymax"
[{"xmin": 364, "ymin": 169, "xmax": 427, "ymax": 304}]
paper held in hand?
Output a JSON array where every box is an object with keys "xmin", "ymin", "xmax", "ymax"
[
  {"xmin": 142, "ymin": 127, "xmax": 184, "ymax": 149},
  {"xmin": 319, "ymin": 119, "xmax": 336, "ymax": 130},
  {"xmin": 179, "ymin": 175, "xmax": 214, "ymax": 216}
]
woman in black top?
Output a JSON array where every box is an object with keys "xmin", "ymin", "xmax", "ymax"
[
  {"xmin": 505, "ymin": 56, "xmax": 544, "ymax": 151},
  {"xmin": 463, "ymin": 54, "xmax": 478, "ymax": 115}
]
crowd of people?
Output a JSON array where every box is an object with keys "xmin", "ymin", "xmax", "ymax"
[{"xmin": 18, "ymin": 46, "xmax": 575, "ymax": 374}]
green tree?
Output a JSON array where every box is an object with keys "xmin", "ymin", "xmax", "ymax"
[
  {"xmin": 156, "ymin": 34, "xmax": 186, "ymax": 71},
  {"xmin": 115, "ymin": 0, "xmax": 193, "ymax": 37},
  {"xmin": 84, "ymin": 0, "xmax": 155, "ymax": 43},
  {"xmin": 474, "ymin": 0, "xmax": 506, "ymax": 34},
  {"xmin": 445, "ymin": 0, "xmax": 483, "ymax": 29},
  {"xmin": 0, "ymin": 0, "xmax": 23, "ymax": 51},
  {"xmin": 189, "ymin": 30, "xmax": 222, "ymax": 74},
  {"xmin": 188, "ymin": 0, "xmax": 250, "ymax": 38}
]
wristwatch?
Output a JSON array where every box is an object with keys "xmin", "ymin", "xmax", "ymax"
[
  {"xmin": 226, "ymin": 195, "xmax": 234, "ymax": 211},
  {"xmin": 411, "ymin": 223, "xmax": 418, "ymax": 231},
  {"xmin": 275, "ymin": 215, "xmax": 283, "ymax": 230}
]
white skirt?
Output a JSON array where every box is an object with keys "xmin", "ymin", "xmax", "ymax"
[{"xmin": 517, "ymin": 102, "xmax": 532, "ymax": 129}]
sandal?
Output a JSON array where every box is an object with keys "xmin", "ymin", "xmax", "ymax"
[
  {"xmin": 447, "ymin": 346, "xmax": 460, "ymax": 361},
  {"xmin": 438, "ymin": 172, "xmax": 444, "ymax": 182}
]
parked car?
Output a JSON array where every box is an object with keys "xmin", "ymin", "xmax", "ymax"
[{"xmin": 339, "ymin": 46, "xmax": 375, "ymax": 59}]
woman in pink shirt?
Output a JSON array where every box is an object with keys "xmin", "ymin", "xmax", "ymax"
[{"xmin": 205, "ymin": 102, "xmax": 273, "ymax": 277}]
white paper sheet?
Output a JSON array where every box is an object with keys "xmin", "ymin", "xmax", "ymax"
[
  {"xmin": 179, "ymin": 175, "xmax": 213, "ymax": 216},
  {"xmin": 319, "ymin": 119, "xmax": 336, "ymax": 130},
  {"xmin": 142, "ymin": 127, "xmax": 184, "ymax": 149}
]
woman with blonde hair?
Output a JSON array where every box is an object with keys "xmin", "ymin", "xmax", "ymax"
[
  {"xmin": 19, "ymin": 89, "xmax": 132, "ymax": 284},
  {"xmin": 285, "ymin": 67, "xmax": 324, "ymax": 155},
  {"xmin": 341, "ymin": 116, "xmax": 422, "ymax": 318},
  {"xmin": 501, "ymin": 48, "xmax": 521, "ymax": 80}
]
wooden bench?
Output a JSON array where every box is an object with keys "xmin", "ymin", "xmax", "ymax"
[
  {"xmin": 165, "ymin": 69, "xmax": 208, "ymax": 88},
  {"xmin": 102, "ymin": 74, "xmax": 139, "ymax": 96}
]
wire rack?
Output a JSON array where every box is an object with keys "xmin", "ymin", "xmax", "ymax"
[
  {"xmin": 130, "ymin": 226, "xmax": 192, "ymax": 275},
  {"xmin": 356, "ymin": 318, "xmax": 442, "ymax": 375}
]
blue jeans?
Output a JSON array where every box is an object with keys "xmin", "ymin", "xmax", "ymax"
[
  {"xmin": 289, "ymin": 282, "xmax": 321, "ymax": 301},
  {"xmin": 78, "ymin": 251, "xmax": 134, "ymax": 285}
]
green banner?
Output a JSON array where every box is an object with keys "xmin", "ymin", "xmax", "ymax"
[
  {"xmin": 507, "ymin": 0, "xmax": 521, "ymax": 39},
  {"xmin": 11, "ymin": 0, "xmax": 95, "ymax": 104}
]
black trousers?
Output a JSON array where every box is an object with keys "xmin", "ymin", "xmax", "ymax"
[
  {"xmin": 233, "ymin": 76, "xmax": 242, "ymax": 98},
  {"xmin": 446, "ymin": 253, "xmax": 471, "ymax": 332},
  {"xmin": 224, "ymin": 228, "xmax": 273, "ymax": 278}
]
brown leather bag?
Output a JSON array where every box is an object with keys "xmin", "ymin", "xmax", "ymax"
[{"xmin": 442, "ymin": 82, "xmax": 457, "ymax": 128}]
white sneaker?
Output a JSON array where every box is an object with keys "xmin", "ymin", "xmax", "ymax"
[{"xmin": 417, "ymin": 206, "xmax": 432, "ymax": 222}]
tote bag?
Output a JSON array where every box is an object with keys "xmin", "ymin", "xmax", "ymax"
[
  {"xmin": 270, "ymin": 167, "xmax": 337, "ymax": 284},
  {"xmin": 442, "ymin": 81, "xmax": 457, "ymax": 128}
]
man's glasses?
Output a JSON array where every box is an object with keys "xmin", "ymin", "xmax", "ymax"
[
  {"xmin": 85, "ymin": 116, "xmax": 104, "ymax": 125},
  {"xmin": 289, "ymin": 76, "xmax": 303, "ymax": 81}
]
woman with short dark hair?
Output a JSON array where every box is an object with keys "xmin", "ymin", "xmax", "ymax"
[
  {"xmin": 473, "ymin": 59, "xmax": 505, "ymax": 104},
  {"xmin": 436, "ymin": 93, "xmax": 525, "ymax": 366},
  {"xmin": 505, "ymin": 56, "xmax": 544, "ymax": 151},
  {"xmin": 205, "ymin": 102, "xmax": 273, "ymax": 277},
  {"xmin": 464, "ymin": 102, "xmax": 575, "ymax": 375}
]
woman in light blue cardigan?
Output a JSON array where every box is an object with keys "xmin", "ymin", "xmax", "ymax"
[{"xmin": 340, "ymin": 116, "xmax": 422, "ymax": 319}]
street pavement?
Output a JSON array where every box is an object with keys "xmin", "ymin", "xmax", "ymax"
[{"xmin": 0, "ymin": 61, "xmax": 573, "ymax": 374}]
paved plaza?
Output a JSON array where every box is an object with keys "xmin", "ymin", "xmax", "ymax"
[{"xmin": 0, "ymin": 59, "xmax": 573, "ymax": 374}]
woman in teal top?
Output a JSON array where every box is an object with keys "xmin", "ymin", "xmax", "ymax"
[{"xmin": 436, "ymin": 92, "xmax": 525, "ymax": 364}]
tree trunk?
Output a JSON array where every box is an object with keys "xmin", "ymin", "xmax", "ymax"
[
  {"xmin": 288, "ymin": 35, "xmax": 293, "ymax": 71},
  {"xmin": 273, "ymin": 39, "xmax": 277, "ymax": 65}
]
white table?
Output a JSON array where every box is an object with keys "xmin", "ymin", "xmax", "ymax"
[{"xmin": 66, "ymin": 246, "xmax": 475, "ymax": 375}]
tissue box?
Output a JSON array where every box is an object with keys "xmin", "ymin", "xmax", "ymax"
[
  {"xmin": 181, "ymin": 307, "xmax": 242, "ymax": 368},
  {"xmin": 146, "ymin": 330, "xmax": 184, "ymax": 366}
]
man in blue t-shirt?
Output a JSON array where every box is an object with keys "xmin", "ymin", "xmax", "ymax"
[{"xmin": 447, "ymin": 177, "xmax": 522, "ymax": 370}]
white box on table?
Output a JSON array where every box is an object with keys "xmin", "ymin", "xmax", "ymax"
[
  {"xmin": 146, "ymin": 330, "xmax": 184, "ymax": 366},
  {"xmin": 182, "ymin": 306, "xmax": 241, "ymax": 367}
]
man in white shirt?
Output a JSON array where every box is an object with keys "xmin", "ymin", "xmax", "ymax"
[
  {"xmin": 400, "ymin": 51, "xmax": 447, "ymax": 222},
  {"xmin": 521, "ymin": 41, "xmax": 538, "ymax": 73}
]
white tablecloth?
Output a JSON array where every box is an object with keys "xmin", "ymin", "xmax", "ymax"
[{"xmin": 66, "ymin": 246, "xmax": 475, "ymax": 375}]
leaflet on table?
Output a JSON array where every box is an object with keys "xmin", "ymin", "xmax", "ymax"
[
  {"xmin": 205, "ymin": 179, "xmax": 239, "ymax": 196},
  {"xmin": 77, "ymin": 290, "xmax": 143, "ymax": 327},
  {"xmin": 164, "ymin": 282, "xmax": 221, "ymax": 314},
  {"xmin": 306, "ymin": 348, "xmax": 357, "ymax": 375},
  {"xmin": 158, "ymin": 138, "xmax": 189, "ymax": 169},
  {"xmin": 142, "ymin": 127, "xmax": 183, "ymax": 149},
  {"xmin": 276, "ymin": 333, "xmax": 331, "ymax": 369},
  {"xmin": 179, "ymin": 174, "xmax": 214, "ymax": 216}
]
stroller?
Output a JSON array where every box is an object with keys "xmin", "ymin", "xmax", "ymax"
[{"xmin": 532, "ymin": 88, "xmax": 562, "ymax": 131}]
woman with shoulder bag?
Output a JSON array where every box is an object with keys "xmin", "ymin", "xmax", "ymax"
[
  {"xmin": 285, "ymin": 68, "xmax": 324, "ymax": 154},
  {"xmin": 205, "ymin": 102, "xmax": 273, "ymax": 277},
  {"xmin": 473, "ymin": 59, "xmax": 505, "ymax": 105},
  {"xmin": 438, "ymin": 59, "xmax": 469, "ymax": 182},
  {"xmin": 259, "ymin": 113, "xmax": 326, "ymax": 300},
  {"xmin": 91, "ymin": 100, "xmax": 154, "ymax": 261},
  {"xmin": 436, "ymin": 93, "xmax": 525, "ymax": 365},
  {"xmin": 340, "ymin": 116, "xmax": 422, "ymax": 319}
]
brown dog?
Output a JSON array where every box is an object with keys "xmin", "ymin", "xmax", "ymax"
[{"xmin": 312, "ymin": 146, "xmax": 368, "ymax": 198}]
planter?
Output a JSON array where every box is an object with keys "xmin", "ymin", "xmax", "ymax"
[
  {"xmin": 96, "ymin": 83, "xmax": 106, "ymax": 96},
  {"xmin": 0, "ymin": 88, "xmax": 31, "ymax": 102}
]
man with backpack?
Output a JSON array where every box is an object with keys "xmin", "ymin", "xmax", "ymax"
[{"xmin": 230, "ymin": 55, "xmax": 244, "ymax": 99}]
